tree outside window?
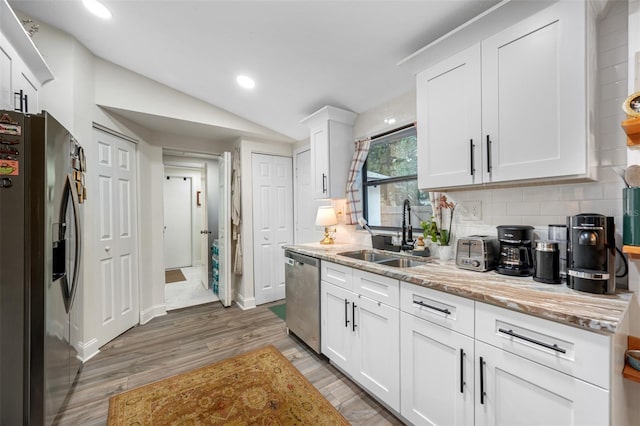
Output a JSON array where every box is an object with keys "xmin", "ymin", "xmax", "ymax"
[{"xmin": 362, "ymin": 126, "xmax": 431, "ymax": 230}]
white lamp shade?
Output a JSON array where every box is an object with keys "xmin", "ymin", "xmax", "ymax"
[{"xmin": 315, "ymin": 206, "xmax": 338, "ymax": 226}]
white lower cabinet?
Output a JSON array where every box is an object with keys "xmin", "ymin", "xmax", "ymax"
[
  {"xmin": 320, "ymin": 266, "xmax": 614, "ymax": 425},
  {"xmin": 475, "ymin": 340, "xmax": 608, "ymax": 425},
  {"xmin": 400, "ymin": 312, "xmax": 474, "ymax": 425},
  {"xmin": 320, "ymin": 263, "xmax": 400, "ymax": 412}
]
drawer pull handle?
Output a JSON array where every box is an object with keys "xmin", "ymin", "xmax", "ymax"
[
  {"xmin": 352, "ymin": 303, "xmax": 357, "ymax": 332},
  {"xmin": 479, "ymin": 356, "xmax": 485, "ymax": 405},
  {"xmin": 459, "ymin": 348, "xmax": 465, "ymax": 394},
  {"xmin": 414, "ymin": 300, "xmax": 451, "ymax": 315},
  {"xmin": 498, "ymin": 328, "xmax": 567, "ymax": 354},
  {"xmin": 344, "ymin": 299, "xmax": 350, "ymax": 328}
]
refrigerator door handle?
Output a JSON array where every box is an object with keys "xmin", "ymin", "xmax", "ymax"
[{"xmin": 56, "ymin": 173, "xmax": 82, "ymax": 313}]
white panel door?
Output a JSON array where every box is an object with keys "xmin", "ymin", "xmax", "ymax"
[
  {"xmin": 252, "ymin": 153, "xmax": 293, "ymax": 305},
  {"xmin": 218, "ymin": 152, "xmax": 232, "ymax": 307},
  {"xmin": 163, "ymin": 176, "xmax": 192, "ymax": 269},
  {"xmin": 94, "ymin": 128, "xmax": 139, "ymax": 347}
]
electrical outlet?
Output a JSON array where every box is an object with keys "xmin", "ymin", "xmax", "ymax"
[{"xmin": 461, "ymin": 200, "xmax": 482, "ymax": 221}]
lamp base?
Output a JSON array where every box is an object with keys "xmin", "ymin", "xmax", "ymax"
[{"xmin": 319, "ymin": 228, "xmax": 334, "ymax": 245}]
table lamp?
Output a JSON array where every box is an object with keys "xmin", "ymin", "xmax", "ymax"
[{"xmin": 316, "ymin": 206, "xmax": 338, "ymax": 244}]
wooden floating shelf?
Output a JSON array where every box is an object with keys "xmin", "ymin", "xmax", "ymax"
[
  {"xmin": 623, "ymin": 117, "xmax": 640, "ymax": 147},
  {"xmin": 623, "ymin": 335, "xmax": 640, "ymax": 383},
  {"xmin": 622, "ymin": 245, "xmax": 640, "ymax": 259}
]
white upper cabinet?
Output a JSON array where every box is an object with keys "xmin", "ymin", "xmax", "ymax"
[
  {"xmin": 0, "ymin": 0, "xmax": 53, "ymax": 113},
  {"xmin": 411, "ymin": 1, "xmax": 594, "ymax": 190},
  {"xmin": 417, "ymin": 45, "xmax": 482, "ymax": 189},
  {"xmin": 300, "ymin": 106, "xmax": 357, "ymax": 199}
]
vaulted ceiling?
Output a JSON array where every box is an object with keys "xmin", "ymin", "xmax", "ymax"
[{"xmin": 11, "ymin": 0, "xmax": 500, "ymax": 142}]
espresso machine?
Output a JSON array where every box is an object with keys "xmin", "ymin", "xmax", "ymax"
[
  {"xmin": 567, "ymin": 213, "xmax": 616, "ymax": 294},
  {"xmin": 496, "ymin": 225, "xmax": 535, "ymax": 276}
]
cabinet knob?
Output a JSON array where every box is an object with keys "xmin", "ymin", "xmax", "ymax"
[{"xmin": 105, "ymin": 246, "xmax": 111, "ymax": 252}]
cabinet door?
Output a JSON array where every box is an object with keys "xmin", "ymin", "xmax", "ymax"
[
  {"xmin": 352, "ymin": 295, "xmax": 400, "ymax": 412},
  {"xmin": 309, "ymin": 121, "xmax": 330, "ymax": 199},
  {"xmin": 14, "ymin": 64, "xmax": 38, "ymax": 114},
  {"xmin": 417, "ymin": 44, "xmax": 482, "ymax": 190},
  {"xmin": 481, "ymin": 2, "xmax": 586, "ymax": 183},
  {"xmin": 320, "ymin": 281, "xmax": 354, "ymax": 372},
  {"xmin": 400, "ymin": 312, "xmax": 474, "ymax": 426},
  {"xmin": 475, "ymin": 341, "xmax": 608, "ymax": 426}
]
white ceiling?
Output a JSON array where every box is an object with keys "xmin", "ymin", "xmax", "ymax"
[{"xmin": 10, "ymin": 0, "xmax": 500, "ymax": 142}]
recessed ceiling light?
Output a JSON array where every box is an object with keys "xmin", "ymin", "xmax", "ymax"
[
  {"xmin": 82, "ymin": 0, "xmax": 112, "ymax": 19},
  {"xmin": 236, "ymin": 75, "xmax": 255, "ymax": 89}
]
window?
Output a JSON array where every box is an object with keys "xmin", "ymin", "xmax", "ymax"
[{"xmin": 362, "ymin": 125, "xmax": 431, "ymax": 230}]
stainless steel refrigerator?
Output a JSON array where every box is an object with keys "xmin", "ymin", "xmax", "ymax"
[{"xmin": 0, "ymin": 111, "xmax": 85, "ymax": 425}]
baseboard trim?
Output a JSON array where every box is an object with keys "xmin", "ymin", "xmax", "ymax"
[
  {"xmin": 140, "ymin": 304, "xmax": 167, "ymax": 324},
  {"xmin": 78, "ymin": 338, "xmax": 100, "ymax": 362},
  {"xmin": 235, "ymin": 294, "xmax": 256, "ymax": 310}
]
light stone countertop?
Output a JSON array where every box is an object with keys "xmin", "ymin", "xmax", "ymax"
[{"xmin": 284, "ymin": 242, "xmax": 635, "ymax": 334}]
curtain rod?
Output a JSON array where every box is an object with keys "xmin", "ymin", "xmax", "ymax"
[{"xmin": 370, "ymin": 122, "xmax": 416, "ymax": 141}]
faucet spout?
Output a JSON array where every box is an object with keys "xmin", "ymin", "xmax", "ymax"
[{"xmin": 401, "ymin": 199, "xmax": 414, "ymax": 250}]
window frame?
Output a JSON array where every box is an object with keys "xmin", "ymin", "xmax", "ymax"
[{"xmin": 361, "ymin": 123, "xmax": 423, "ymax": 232}]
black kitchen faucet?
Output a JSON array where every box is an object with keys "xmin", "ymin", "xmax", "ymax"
[{"xmin": 401, "ymin": 199, "xmax": 415, "ymax": 251}]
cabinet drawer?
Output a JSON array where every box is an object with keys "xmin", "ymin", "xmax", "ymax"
[
  {"xmin": 353, "ymin": 269, "xmax": 399, "ymax": 308},
  {"xmin": 400, "ymin": 282, "xmax": 474, "ymax": 338},
  {"xmin": 475, "ymin": 302, "xmax": 610, "ymax": 389},
  {"xmin": 321, "ymin": 261, "xmax": 352, "ymax": 290}
]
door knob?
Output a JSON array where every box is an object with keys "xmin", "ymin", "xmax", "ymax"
[{"xmin": 200, "ymin": 230, "xmax": 212, "ymax": 234}]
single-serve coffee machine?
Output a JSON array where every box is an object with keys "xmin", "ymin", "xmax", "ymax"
[
  {"xmin": 496, "ymin": 225, "xmax": 535, "ymax": 276},
  {"xmin": 567, "ymin": 213, "xmax": 616, "ymax": 294}
]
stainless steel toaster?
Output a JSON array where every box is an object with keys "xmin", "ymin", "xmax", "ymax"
[{"xmin": 455, "ymin": 235, "xmax": 499, "ymax": 272}]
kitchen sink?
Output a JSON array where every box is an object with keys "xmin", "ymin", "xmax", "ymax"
[
  {"xmin": 337, "ymin": 250, "xmax": 397, "ymax": 263},
  {"xmin": 378, "ymin": 258, "xmax": 426, "ymax": 268},
  {"xmin": 337, "ymin": 250, "xmax": 427, "ymax": 268}
]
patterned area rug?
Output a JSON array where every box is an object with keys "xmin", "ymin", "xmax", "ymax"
[
  {"xmin": 107, "ymin": 345, "xmax": 348, "ymax": 425},
  {"xmin": 165, "ymin": 269, "xmax": 186, "ymax": 284}
]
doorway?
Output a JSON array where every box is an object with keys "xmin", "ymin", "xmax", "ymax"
[{"xmin": 162, "ymin": 157, "xmax": 219, "ymax": 310}]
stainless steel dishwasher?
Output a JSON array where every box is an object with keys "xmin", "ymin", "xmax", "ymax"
[{"xmin": 284, "ymin": 250, "xmax": 320, "ymax": 353}]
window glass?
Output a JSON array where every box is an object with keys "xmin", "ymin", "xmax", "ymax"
[{"xmin": 362, "ymin": 126, "xmax": 431, "ymax": 229}]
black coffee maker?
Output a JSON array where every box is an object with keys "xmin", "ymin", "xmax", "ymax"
[
  {"xmin": 496, "ymin": 225, "xmax": 534, "ymax": 276},
  {"xmin": 567, "ymin": 213, "xmax": 616, "ymax": 294}
]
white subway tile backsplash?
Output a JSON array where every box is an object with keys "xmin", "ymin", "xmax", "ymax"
[
  {"xmin": 598, "ymin": 30, "xmax": 628, "ymax": 54},
  {"xmin": 559, "ymin": 184, "xmax": 604, "ymax": 200},
  {"xmin": 600, "ymin": 78, "xmax": 629, "ymax": 101},
  {"xmin": 599, "ymin": 63, "xmax": 628, "ymax": 85},
  {"xmin": 539, "ymin": 200, "xmax": 581, "ymax": 216},
  {"xmin": 484, "ymin": 202, "xmax": 507, "ymax": 217},
  {"xmin": 599, "ymin": 45, "xmax": 628, "ymax": 70},
  {"xmin": 523, "ymin": 187, "xmax": 559, "ymax": 201},
  {"xmin": 522, "ymin": 215, "xmax": 562, "ymax": 227},
  {"xmin": 492, "ymin": 188, "xmax": 524, "ymax": 202},
  {"xmin": 507, "ymin": 201, "xmax": 541, "ymax": 216},
  {"xmin": 598, "ymin": 148, "xmax": 627, "ymax": 167},
  {"xmin": 579, "ymin": 200, "xmax": 623, "ymax": 220}
]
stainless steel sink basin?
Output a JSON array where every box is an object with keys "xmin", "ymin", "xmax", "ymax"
[
  {"xmin": 337, "ymin": 250, "xmax": 398, "ymax": 263},
  {"xmin": 378, "ymin": 258, "xmax": 426, "ymax": 268},
  {"xmin": 337, "ymin": 250, "xmax": 427, "ymax": 268}
]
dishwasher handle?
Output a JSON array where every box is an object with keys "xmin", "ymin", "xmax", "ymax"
[{"xmin": 284, "ymin": 251, "xmax": 320, "ymax": 268}]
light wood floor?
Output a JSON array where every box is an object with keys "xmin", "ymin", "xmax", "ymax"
[{"xmin": 56, "ymin": 301, "xmax": 404, "ymax": 425}]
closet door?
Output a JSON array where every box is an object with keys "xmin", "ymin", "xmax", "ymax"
[{"xmin": 252, "ymin": 154, "xmax": 293, "ymax": 305}]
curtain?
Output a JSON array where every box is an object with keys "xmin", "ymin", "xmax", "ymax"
[{"xmin": 345, "ymin": 138, "xmax": 371, "ymax": 225}]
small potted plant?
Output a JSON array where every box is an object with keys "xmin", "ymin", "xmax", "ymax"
[{"xmin": 420, "ymin": 194, "xmax": 456, "ymax": 261}]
